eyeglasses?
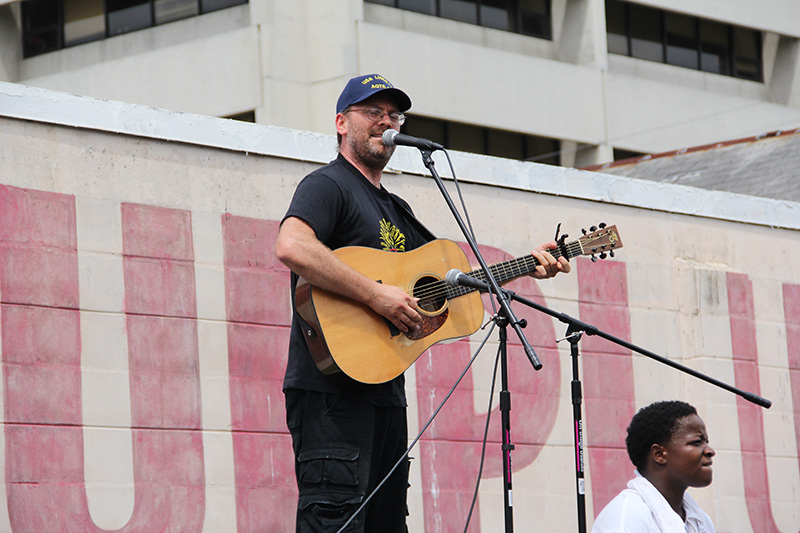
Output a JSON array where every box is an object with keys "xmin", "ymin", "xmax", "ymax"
[{"xmin": 346, "ymin": 107, "xmax": 406, "ymax": 126}]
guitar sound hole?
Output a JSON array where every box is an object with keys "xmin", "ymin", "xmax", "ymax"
[{"xmin": 414, "ymin": 275, "xmax": 447, "ymax": 314}]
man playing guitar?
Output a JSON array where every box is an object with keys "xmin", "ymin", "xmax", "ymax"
[{"xmin": 274, "ymin": 73, "xmax": 570, "ymax": 532}]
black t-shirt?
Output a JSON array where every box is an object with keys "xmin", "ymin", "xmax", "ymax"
[{"xmin": 282, "ymin": 154, "xmax": 434, "ymax": 406}]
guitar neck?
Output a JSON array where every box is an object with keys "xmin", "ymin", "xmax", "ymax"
[
  {"xmin": 468, "ymin": 239, "xmax": 583, "ymax": 286},
  {"xmin": 444, "ymin": 225, "xmax": 623, "ymax": 298},
  {"xmin": 437, "ymin": 225, "xmax": 621, "ymax": 300},
  {"xmin": 444, "ymin": 245, "xmax": 571, "ymax": 299}
]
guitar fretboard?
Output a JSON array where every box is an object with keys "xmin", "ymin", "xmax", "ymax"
[
  {"xmin": 441, "ymin": 240, "xmax": 583, "ymax": 300},
  {"xmin": 412, "ymin": 225, "xmax": 620, "ymax": 309}
]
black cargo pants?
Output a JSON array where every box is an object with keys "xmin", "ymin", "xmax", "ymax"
[{"xmin": 285, "ymin": 389, "xmax": 410, "ymax": 532}]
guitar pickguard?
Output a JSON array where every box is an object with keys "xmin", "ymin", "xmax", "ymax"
[{"xmin": 406, "ymin": 310, "xmax": 448, "ymax": 341}]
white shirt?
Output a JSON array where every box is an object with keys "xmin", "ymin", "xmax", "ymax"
[{"xmin": 591, "ymin": 471, "xmax": 715, "ymax": 533}]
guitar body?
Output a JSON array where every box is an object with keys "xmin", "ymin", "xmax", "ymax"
[{"xmin": 296, "ymin": 239, "xmax": 485, "ymax": 384}]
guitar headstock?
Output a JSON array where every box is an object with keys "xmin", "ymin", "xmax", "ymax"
[{"xmin": 578, "ymin": 223, "xmax": 623, "ymax": 262}]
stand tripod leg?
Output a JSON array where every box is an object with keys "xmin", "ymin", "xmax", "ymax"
[
  {"xmin": 568, "ymin": 331, "xmax": 587, "ymax": 533},
  {"xmin": 499, "ymin": 325, "xmax": 515, "ymax": 532}
]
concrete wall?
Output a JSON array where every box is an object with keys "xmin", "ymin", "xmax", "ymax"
[
  {"xmin": 1, "ymin": 83, "xmax": 799, "ymax": 531},
  {"xmin": 2, "ymin": 0, "xmax": 800, "ymax": 167}
]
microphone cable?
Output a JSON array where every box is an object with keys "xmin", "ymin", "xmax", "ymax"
[
  {"xmin": 463, "ymin": 337, "xmax": 502, "ymax": 532},
  {"xmin": 439, "ymin": 149, "xmax": 500, "ymax": 317}
]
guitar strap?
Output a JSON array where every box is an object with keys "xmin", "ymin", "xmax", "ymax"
[{"xmin": 388, "ymin": 192, "xmax": 437, "ymax": 243}]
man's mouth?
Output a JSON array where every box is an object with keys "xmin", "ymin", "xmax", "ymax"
[{"xmin": 370, "ymin": 131, "xmax": 391, "ymax": 149}]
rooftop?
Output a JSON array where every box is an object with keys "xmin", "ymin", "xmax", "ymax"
[{"xmin": 583, "ymin": 129, "xmax": 800, "ymax": 203}]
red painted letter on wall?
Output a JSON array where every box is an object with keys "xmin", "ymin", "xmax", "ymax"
[
  {"xmin": 1, "ymin": 187, "xmax": 206, "ymax": 531},
  {"xmin": 728, "ymin": 273, "xmax": 800, "ymax": 532},
  {"xmin": 578, "ymin": 257, "xmax": 635, "ymax": 517},
  {"xmin": 222, "ymin": 215, "xmax": 295, "ymax": 532}
]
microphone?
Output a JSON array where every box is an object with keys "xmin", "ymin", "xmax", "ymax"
[
  {"xmin": 445, "ymin": 269, "xmax": 490, "ymax": 292},
  {"xmin": 382, "ymin": 129, "xmax": 444, "ymax": 151}
]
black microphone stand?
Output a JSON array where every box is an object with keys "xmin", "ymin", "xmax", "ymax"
[
  {"xmin": 418, "ymin": 149, "xmax": 537, "ymax": 533},
  {"xmin": 496, "ymin": 288, "xmax": 772, "ymax": 532},
  {"xmin": 562, "ymin": 324, "xmax": 588, "ymax": 532}
]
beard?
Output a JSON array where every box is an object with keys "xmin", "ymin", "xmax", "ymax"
[{"xmin": 346, "ymin": 125, "xmax": 396, "ymax": 171}]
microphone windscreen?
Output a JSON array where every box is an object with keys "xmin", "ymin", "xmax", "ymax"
[
  {"xmin": 382, "ymin": 129, "xmax": 399, "ymax": 147},
  {"xmin": 445, "ymin": 269, "xmax": 462, "ymax": 287}
]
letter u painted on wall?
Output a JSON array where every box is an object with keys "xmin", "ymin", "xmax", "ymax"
[{"xmin": 0, "ymin": 187, "xmax": 205, "ymax": 531}]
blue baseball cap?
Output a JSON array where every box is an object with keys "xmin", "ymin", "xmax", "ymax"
[{"xmin": 336, "ymin": 74, "xmax": 412, "ymax": 114}]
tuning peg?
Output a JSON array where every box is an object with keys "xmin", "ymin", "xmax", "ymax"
[
  {"xmin": 581, "ymin": 228, "xmax": 588, "ymax": 235},
  {"xmin": 599, "ymin": 252, "xmax": 607, "ymax": 260},
  {"xmin": 599, "ymin": 222, "xmax": 606, "ymax": 229},
  {"xmin": 590, "ymin": 225, "xmax": 597, "ymax": 232},
  {"xmin": 609, "ymin": 250, "xmax": 615, "ymax": 258},
  {"xmin": 591, "ymin": 255, "xmax": 598, "ymax": 262}
]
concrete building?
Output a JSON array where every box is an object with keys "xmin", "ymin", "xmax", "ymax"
[{"xmin": 2, "ymin": 0, "xmax": 800, "ymax": 168}]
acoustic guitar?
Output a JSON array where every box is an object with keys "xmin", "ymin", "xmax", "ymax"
[{"xmin": 296, "ymin": 224, "xmax": 622, "ymax": 384}]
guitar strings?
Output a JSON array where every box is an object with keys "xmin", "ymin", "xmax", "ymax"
[
  {"xmin": 411, "ymin": 241, "xmax": 580, "ymax": 304},
  {"xmin": 410, "ymin": 239, "xmax": 590, "ymax": 306},
  {"xmin": 410, "ymin": 228, "xmax": 619, "ymax": 306}
]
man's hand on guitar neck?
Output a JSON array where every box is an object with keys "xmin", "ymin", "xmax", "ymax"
[{"xmin": 529, "ymin": 240, "xmax": 571, "ymax": 279}]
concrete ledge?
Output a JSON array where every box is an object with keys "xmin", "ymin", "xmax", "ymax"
[{"xmin": 2, "ymin": 80, "xmax": 798, "ymax": 230}]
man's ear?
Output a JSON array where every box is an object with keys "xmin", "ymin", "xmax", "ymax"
[
  {"xmin": 336, "ymin": 113, "xmax": 348, "ymax": 137},
  {"xmin": 650, "ymin": 443, "xmax": 667, "ymax": 466}
]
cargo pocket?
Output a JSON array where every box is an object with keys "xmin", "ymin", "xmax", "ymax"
[
  {"xmin": 297, "ymin": 444, "xmax": 363, "ymax": 530},
  {"xmin": 298, "ymin": 444, "xmax": 360, "ymax": 488}
]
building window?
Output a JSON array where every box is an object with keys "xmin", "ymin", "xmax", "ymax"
[
  {"xmin": 107, "ymin": 0, "xmax": 152, "ymax": 36},
  {"xmin": 366, "ymin": 0, "xmax": 552, "ymax": 40},
  {"xmin": 665, "ymin": 12, "xmax": 698, "ymax": 69},
  {"xmin": 605, "ymin": 0, "xmax": 762, "ymax": 82},
  {"xmin": 629, "ymin": 3, "xmax": 662, "ymax": 62},
  {"xmin": 612, "ymin": 148, "xmax": 645, "ymax": 162},
  {"xmin": 224, "ymin": 110, "xmax": 255, "ymax": 122},
  {"xmin": 154, "ymin": 0, "xmax": 198, "ymax": 24},
  {"xmin": 21, "ymin": 0, "xmax": 247, "ymax": 57},
  {"xmin": 402, "ymin": 115, "xmax": 560, "ymax": 165},
  {"xmin": 22, "ymin": 0, "xmax": 61, "ymax": 57},
  {"xmin": 63, "ymin": 0, "xmax": 105, "ymax": 46},
  {"xmin": 699, "ymin": 20, "xmax": 730, "ymax": 75}
]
